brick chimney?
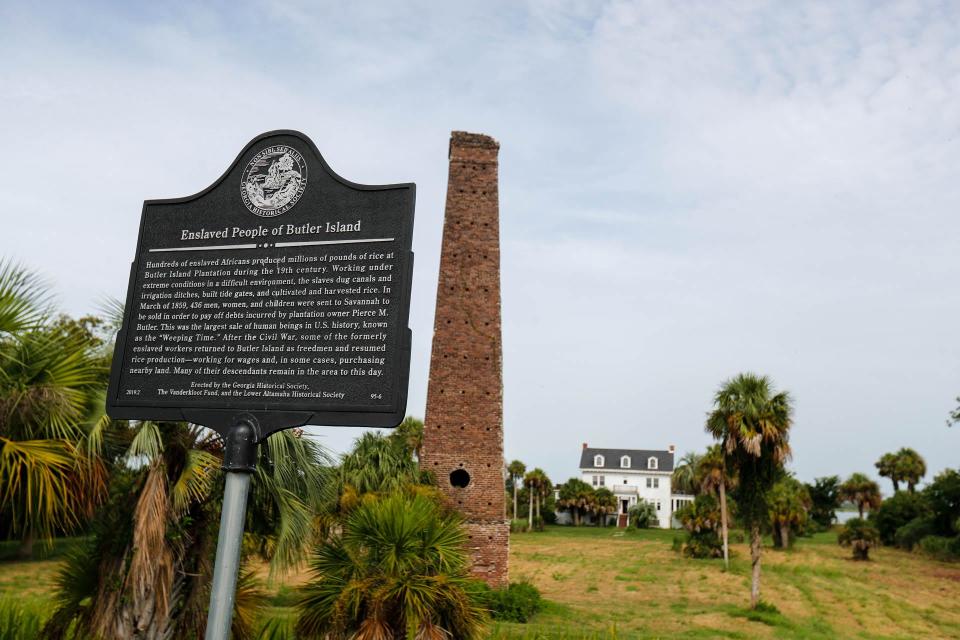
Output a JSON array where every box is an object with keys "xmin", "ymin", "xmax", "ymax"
[
  {"xmin": 582, "ymin": 442, "xmax": 589, "ymax": 450},
  {"xmin": 668, "ymin": 444, "xmax": 676, "ymax": 454},
  {"xmin": 421, "ymin": 131, "xmax": 506, "ymax": 587}
]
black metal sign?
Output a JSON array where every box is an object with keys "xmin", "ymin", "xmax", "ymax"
[{"xmin": 107, "ymin": 130, "xmax": 415, "ymax": 437}]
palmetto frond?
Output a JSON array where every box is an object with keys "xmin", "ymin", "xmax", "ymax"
[
  {"xmin": 0, "ymin": 437, "xmax": 79, "ymax": 538},
  {"xmin": 339, "ymin": 432, "xmax": 416, "ymax": 497},
  {"xmin": 0, "ymin": 327, "xmax": 101, "ymax": 441},
  {"xmin": 0, "ymin": 260, "xmax": 52, "ymax": 336},
  {"xmin": 97, "ymin": 296, "xmax": 125, "ymax": 340},
  {"xmin": 127, "ymin": 420, "xmax": 163, "ymax": 461},
  {"xmin": 81, "ymin": 390, "xmax": 112, "ymax": 459},
  {"xmin": 297, "ymin": 493, "xmax": 487, "ymax": 639},
  {"xmin": 170, "ymin": 449, "xmax": 219, "ymax": 514},
  {"xmin": 249, "ymin": 430, "xmax": 335, "ymax": 577}
]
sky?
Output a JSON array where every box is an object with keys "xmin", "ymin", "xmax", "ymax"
[{"xmin": 1, "ymin": 0, "xmax": 958, "ymax": 491}]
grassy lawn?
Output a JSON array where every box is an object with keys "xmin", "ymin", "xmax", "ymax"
[
  {"xmin": 492, "ymin": 526, "xmax": 960, "ymax": 639},
  {"xmin": 2, "ymin": 527, "xmax": 959, "ymax": 639}
]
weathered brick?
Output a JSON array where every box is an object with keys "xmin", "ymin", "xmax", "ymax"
[{"xmin": 421, "ymin": 131, "xmax": 508, "ymax": 587}]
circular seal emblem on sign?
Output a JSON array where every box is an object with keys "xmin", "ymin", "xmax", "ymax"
[{"xmin": 241, "ymin": 145, "xmax": 308, "ymax": 217}]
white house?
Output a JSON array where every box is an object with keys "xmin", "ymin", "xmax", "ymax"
[{"xmin": 575, "ymin": 443, "xmax": 693, "ymax": 528}]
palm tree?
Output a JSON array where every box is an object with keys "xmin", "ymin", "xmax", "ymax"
[
  {"xmin": 839, "ymin": 472, "xmax": 882, "ymax": 519},
  {"xmin": 838, "ymin": 518, "xmax": 880, "ymax": 560},
  {"xmin": 44, "ymin": 424, "xmax": 332, "ymax": 638},
  {"xmin": 523, "ymin": 470, "xmax": 539, "ymax": 529},
  {"xmin": 767, "ymin": 476, "xmax": 811, "ymax": 549},
  {"xmin": 706, "ymin": 373, "xmax": 793, "ymax": 609},
  {"xmin": 875, "ymin": 452, "xmax": 901, "ymax": 492},
  {"xmin": 296, "ymin": 492, "xmax": 488, "ymax": 639},
  {"xmin": 507, "ymin": 460, "xmax": 526, "ymax": 520},
  {"xmin": 531, "ymin": 469, "xmax": 551, "ymax": 528},
  {"xmin": 696, "ymin": 444, "xmax": 734, "ymax": 568},
  {"xmin": 557, "ymin": 478, "xmax": 594, "ymax": 526},
  {"xmin": 895, "ymin": 448, "xmax": 926, "ymax": 493},
  {"xmin": 338, "ymin": 432, "xmax": 418, "ymax": 512},
  {"xmin": 593, "ymin": 487, "xmax": 616, "ymax": 527},
  {"xmin": 523, "ymin": 468, "xmax": 549, "ymax": 529},
  {"xmin": 671, "ymin": 450, "xmax": 702, "ymax": 496},
  {"xmin": 0, "ymin": 262, "xmax": 108, "ymax": 558},
  {"xmin": 388, "ymin": 415, "xmax": 424, "ymax": 461}
]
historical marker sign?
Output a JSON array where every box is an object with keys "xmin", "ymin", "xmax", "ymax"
[{"xmin": 107, "ymin": 130, "xmax": 415, "ymax": 436}]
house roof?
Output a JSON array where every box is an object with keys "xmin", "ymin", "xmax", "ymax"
[{"xmin": 580, "ymin": 447, "xmax": 674, "ymax": 472}]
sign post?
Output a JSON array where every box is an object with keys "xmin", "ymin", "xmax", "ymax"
[
  {"xmin": 106, "ymin": 130, "xmax": 415, "ymax": 639},
  {"xmin": 205, "ymin": 416, "xmax": 257, "ymax": 640}
]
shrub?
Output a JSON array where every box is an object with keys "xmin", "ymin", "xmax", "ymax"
[
  {"xmin": 924, "ymin": 469, "xmax": 960, "ymax": 536},
  {"xmin": 477, "ymin": 581, "xmax": 543, "ymax": 623},
  {"xmin": 838, "ymin": 518, "xmax": 880, "ymax": 560},
  {"xmin": 676, "ymin": 495, "xmax": 723, "ymax": 558},
  {"xmin": 296, "ymin": 492, "xmax": 488, "ymax": 639},
  {"xmin": 629, "ymin": 500, "xmax": 658, "ymax": 528},
  {"xmin": 894, "ymin": 516, "xmax": 937, "ymax": 550},
  {"xmin": 872, "ymin": 491, "xmax": 931, "ymax": 545},
  {"xmin": 917, "ymin": 535, "xmax": 960, "ymax": 561},
  {"xmin": 510, "ymin": 518, "xmax": 529, "ymax": 533},
  {"xmin": 806, "ymin": 476, "xmax": 841, "ymax": 529}
]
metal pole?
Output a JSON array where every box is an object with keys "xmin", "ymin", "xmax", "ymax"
[{"xmin": 205, "ymin": 418, "xmax": 258, "ymax": 640}]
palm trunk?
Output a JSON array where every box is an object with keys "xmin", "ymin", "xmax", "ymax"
[
  {"xmin": 512, "ymin": 482, "xmax": 518, "ymax": 520},
  {"xmin": 780, "ymin": 524, "xmax": 790, "ymax": 549},
  {"xmin": 858, "ymin": 503, "xmax": 864, "ymax": 519},
  {"xmin": 750, "ymin": 523, "xmax": 762, "ymax": 609},
  {"xmin": 893, "ymin": 479, "xmax": 900, "ymax": 492},
  {"xmin": 17, "ymin": 527, "xmax": 36, "ymax": 560},
  {"xmin": 719, "ymin": 479, "xmax": 730, "ymax": 570},
  {"xmin": 528, "ymin": 492, "xmax": 534, "ymax": 529}
]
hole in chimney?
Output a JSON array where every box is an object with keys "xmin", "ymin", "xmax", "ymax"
[{"xmin": 450, "ymin": 469, "xmax": 471, "ymax": 488}]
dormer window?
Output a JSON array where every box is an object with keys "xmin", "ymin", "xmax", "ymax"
[
  {"xmin": 647, "ymin": 456, "xmax": 658, "ymax": 470},
  {"xmin": 594, "ymin": 454, "xmax": 605, "ymax": 468},
  {"xmin": 620, "ymin": 455, "xmax": 631, "ymax": 469}
]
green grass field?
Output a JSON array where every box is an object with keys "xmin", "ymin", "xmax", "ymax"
[{"xmin": 2, "ymin": 526, "xmax": 959, "ymax": 639}]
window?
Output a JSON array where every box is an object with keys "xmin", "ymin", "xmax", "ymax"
[
  {"xmin": 592, "ymin": 475, "xmax": 598, "ymax": 487},
  {"xmin": 599, "ymin": 476, "xmax": 605, "ymax": 486},
  {"xmin": 656, "ymin": 501, "xmax": 661, "ymax": 511},
  {"xmin": 653, "ymin": 478, "xmax": 659, "ymax": 489},
  {"xmin": 645, "ymin": 477, "xmax": 652, "ymax": 488},
  {"xmin": 623, "ymin": 479, "xmax": 628, "ymax": 484},
  {"xmin": 620, "ymin": 455, "xmax": 631, "ymax": 468},
  {"xmin": 647, "ymin": 456, "xmax": 658, "ymax": 470},
  {"xmin": 594, "ymin": 455, "xmax": 605, "ymax": 468}
]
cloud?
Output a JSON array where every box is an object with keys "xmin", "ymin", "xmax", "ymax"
[{"xmin": 0, "ymin": 0, "xmax": 957, "ymax": 487}]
